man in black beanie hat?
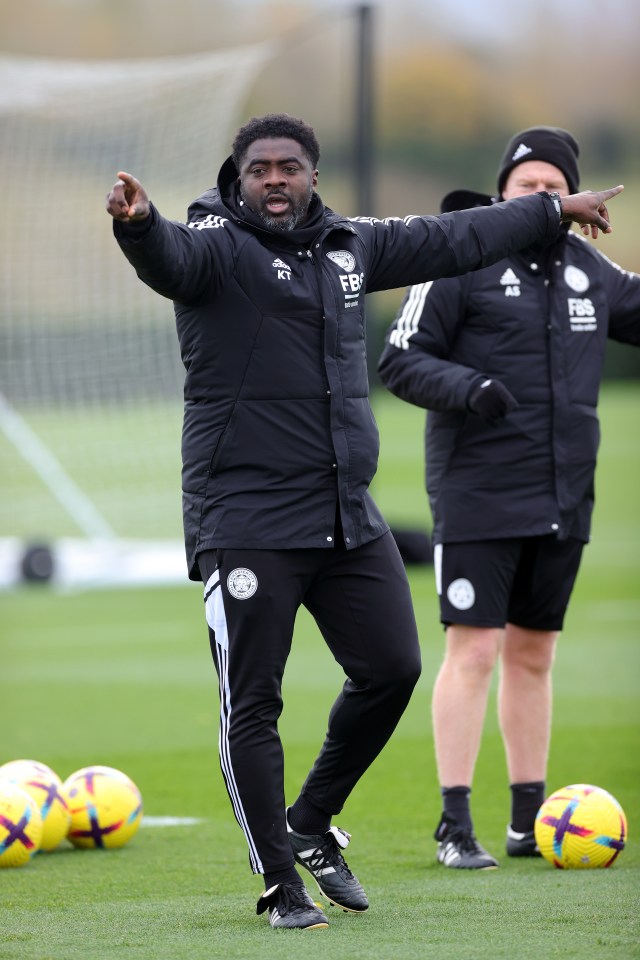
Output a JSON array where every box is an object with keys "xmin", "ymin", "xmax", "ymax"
[
  {"xmin": 379, "ymin": 126, "xmax": 639, "ymax": 870},
  {"xmin": 497, "ymin": 126, "xmax": 581, "ymax": 197}
]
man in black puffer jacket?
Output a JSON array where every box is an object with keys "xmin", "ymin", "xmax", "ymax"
[
  {"xmin": 106, "ymin": 113, "xmax": 623, "ymax": 929},
  {"xmin": 378, "ymin": 126, "xmax": 640, "ymax": 873}
]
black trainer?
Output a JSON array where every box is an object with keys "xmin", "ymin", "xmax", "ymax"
[
  {"xmin": 506, "ymin": 824, "xmax": 541, "ymax": 857},
  {"xmin": 256, "ymin": 882, "xmax": 329, "ymax": 930},
  {"xmin": 286, "ymin": 810, "xmax": 369, "ymax": 912},
  {"xmin": 434, "ymin": 815, "xmax": 499, "ymax": 870}
]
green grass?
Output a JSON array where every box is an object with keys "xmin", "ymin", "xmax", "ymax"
[
  {"xmin": 1, "ymin": 383, "xmax": 638, "ymax": 959},
  {"xmin": 0, "ymin": 400, "xmax": 184, "ymax": 540}
]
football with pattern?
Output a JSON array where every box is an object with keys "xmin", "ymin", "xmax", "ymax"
[
  {"xmin": 0, "ymin": 758, "xmax": 70, "ymax": 851},
  {"xmin": 0, "ymin": 782, "xmax": 43, "ymax": 868},
  {"xmin": 62, "ymin": 765, "xmax": 143, "ymax": 849},
  {"xmin": 534, "ymin": 783, "xmax": 627, "ymax": 869}
]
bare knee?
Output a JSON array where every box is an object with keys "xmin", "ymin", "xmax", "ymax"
[
  {"xmin": 444, "ymin": 624, "xmax": 502, "ymax": 679},
  {"xmin": 502, "ymin": 626, "xmax": 558, "ymax": 677}
]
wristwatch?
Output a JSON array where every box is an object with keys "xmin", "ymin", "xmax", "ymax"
[{"xmin": 548, "ymin": 191, "xmax": 563, "ymax": 219}]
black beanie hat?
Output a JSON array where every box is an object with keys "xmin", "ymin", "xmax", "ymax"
[{"xmin": 497, "ymin": 126, "xmax": 580, "ymax": 196}]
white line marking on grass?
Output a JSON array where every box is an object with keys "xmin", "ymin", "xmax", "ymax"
[{"xmin": 142, "ymin": 816, "xmax": 204, "ymax": 828}]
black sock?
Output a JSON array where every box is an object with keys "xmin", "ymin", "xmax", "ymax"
[
  {"xmin": 441, "ymin": 785, "xmax": 472, "ymax": 831},
  {"xmin": 287, "ymin": 794, "xmax": 331, "ymax": 835},
  {"xmin": 510, "ymin": 781, "xmax": 545, "ymax": 833},
  {"xmin": 263, "ymin": 865, "xmax": 302, "ymax": 891}
]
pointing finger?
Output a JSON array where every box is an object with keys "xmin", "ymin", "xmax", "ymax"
[{"xmin": 599, "ymin": 185, "xmax": 624, "ymax": 202}]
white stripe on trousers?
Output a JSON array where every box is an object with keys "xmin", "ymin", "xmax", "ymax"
[{"xmin": 204, "ymin": 570, "xmax": 263, "ymax": 873}]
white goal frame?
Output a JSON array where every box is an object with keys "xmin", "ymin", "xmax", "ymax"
[{"xmin": 0, "ymin": 46, "xmax": 273, "ymax": 589}]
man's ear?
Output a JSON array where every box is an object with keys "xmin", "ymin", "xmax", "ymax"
[{"xmin": 312, "ymin": 170, "xmax": 319, "ymax": 188}]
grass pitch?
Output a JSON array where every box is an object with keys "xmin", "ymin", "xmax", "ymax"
[{"xmin": 1, "ymin": 383, "xmax": 638, "ymax": 959}]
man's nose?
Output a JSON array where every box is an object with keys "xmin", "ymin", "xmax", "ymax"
[{"xmin": 265, "ymin": 168, "xmax": 286, "ymax": 188}]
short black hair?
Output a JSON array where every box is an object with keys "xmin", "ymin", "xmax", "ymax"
[{"xmin": 232, "ymin": 113, "xmax": 320, "ymax": 170}]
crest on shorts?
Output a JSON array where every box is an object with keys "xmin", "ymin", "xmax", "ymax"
[
  {"xmin": 227, "ymin": 568, "xmax": 258, "ymax": 600},
  {"xmin": 446, "ymin": 578, "xmax": 475, "ymax": 611},
  {"xmin": 327, "ymin": 250, "xmax": 356, "ymax": 272}
]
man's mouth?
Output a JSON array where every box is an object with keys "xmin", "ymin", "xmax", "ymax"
[{"xmin": 265, "ymin": 194, "xmax": 290, "ymax": 215}]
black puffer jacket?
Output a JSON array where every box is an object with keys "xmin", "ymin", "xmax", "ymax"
[
  {"xmin": 114, "ymin": 157, "xmax": 563, "ymax": 579},
  {"xmin": 378, "ymin": 226, "xmax": 640, "ymax": 545}
]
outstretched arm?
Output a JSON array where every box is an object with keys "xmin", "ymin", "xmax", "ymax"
[
  {"xmin": 559, "ymin": 185, "xmax": 624, "ymax": 238},
  {"xmin": 106, "ymin": 172, "xmax": 231, "ymax": 304},
  {"xmin": 105, "ymin": 171, "xmax": 151, "ymax": 222},
  {"xmin": 364, "ymin": 184, "xmax": 625, "ymax": 294}
]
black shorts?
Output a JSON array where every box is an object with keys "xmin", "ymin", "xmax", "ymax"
[{"xmin": 434, "ymin": 536, "xmax": 585, "ymax": 631}]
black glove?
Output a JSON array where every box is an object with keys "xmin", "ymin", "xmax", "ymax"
[{"xmin": 467, "ymin": 378, "xmax": 518, "ymax": 421}]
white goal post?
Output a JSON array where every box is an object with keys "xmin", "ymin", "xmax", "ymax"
[{"xmin": 0, "ymin": 46, "xmax": 273, "ymax": 589}]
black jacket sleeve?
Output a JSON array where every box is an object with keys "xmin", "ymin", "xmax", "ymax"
[
  {"xmin": 600, "ymin": 250, "xmax": 640, "ymax": 347},
  {"xmin": 360, "ymin": 192, "xmax": 560, "ymax": 292},
  {"xmin": 378, "ymin": 276, "xmax": 483, "ymax": 411},
  {"xmin": 113, "ymin": 204, "xmax": 234, "ymax": 305}
]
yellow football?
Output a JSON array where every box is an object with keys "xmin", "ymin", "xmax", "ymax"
[
  {"xmin": 62, "ymin": 765, "xmax": 143, "ymax": 849},
  {"xmin": 0, "ymin": 782, "xmax": 43, "ymax": 867}
]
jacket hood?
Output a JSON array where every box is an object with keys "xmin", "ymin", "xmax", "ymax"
[
  {"xmin": 440, "ymin": 189, "xmax": 495, "ymax": 214},
  {"xmin": 185, "ymin": 155, "xmax": 237, "ymax": 222}
]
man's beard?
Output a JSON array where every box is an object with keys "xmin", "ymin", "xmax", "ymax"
[{"xmin": 241, "ymin": 185, "xmax": 313, "ymax": 232}]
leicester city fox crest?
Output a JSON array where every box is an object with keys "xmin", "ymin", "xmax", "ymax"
[
  {"xmin": 227, "ymin": 568, "xmax": 258, "ymax": 600},
  {"xmin": 327, "ymin": 250, "xmax": 356, "ymax": 272}
]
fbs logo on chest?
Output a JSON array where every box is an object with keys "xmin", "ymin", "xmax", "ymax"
[
  {"xmin": 327, "ymin": 250, "xmax": 363, "ymax": 309},
  {"xmin": 564, "ymin": 266, "xmax": 595, "ymax": 332}
]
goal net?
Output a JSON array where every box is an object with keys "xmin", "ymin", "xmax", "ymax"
[{"xmin": 0, "ymin": 45, "xmax": 273, "ymax": 589}]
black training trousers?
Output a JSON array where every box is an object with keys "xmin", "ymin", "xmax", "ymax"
[{"xmin": 198, "ymin": 531, "xmax": 421, "ymax": 874}]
